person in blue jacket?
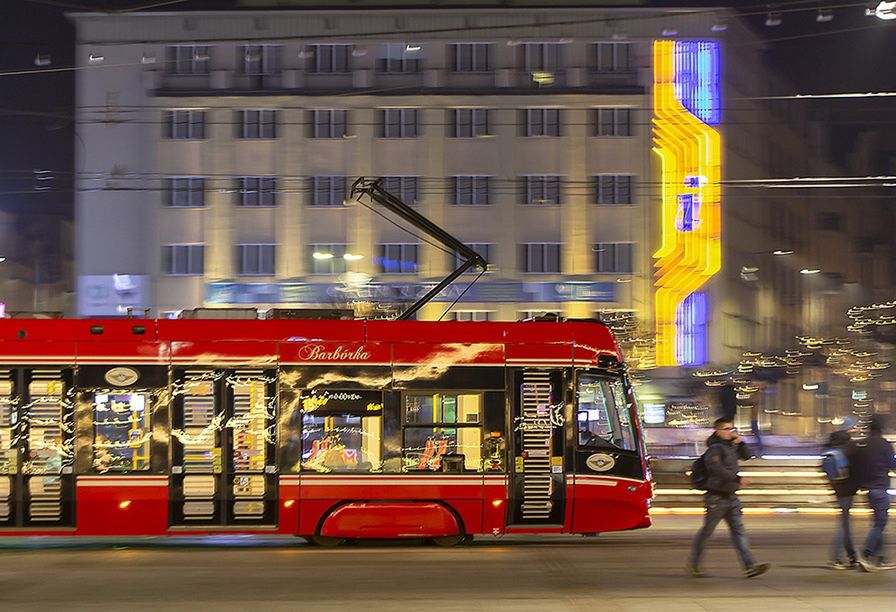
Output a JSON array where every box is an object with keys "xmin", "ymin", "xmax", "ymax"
[{"xmin": 853, "ymin": 414, "xmax": 896, "ymax": 572}]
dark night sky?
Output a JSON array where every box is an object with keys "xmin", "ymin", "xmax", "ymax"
[{"xmin": 0, "ymin": 0, "xmax": 893, "ymax": 220}]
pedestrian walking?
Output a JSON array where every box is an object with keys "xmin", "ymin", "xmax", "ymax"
[
  {"xmin": 821, "ymin": 417, "xmax": 859, "ymax": 569},
  {"xmin": 853, "ymin": 414, "xmax": 896, "ymax": 572},
  {"xmin": 687, "ymin": 417, "xmax": 770, "ymax": 578}
]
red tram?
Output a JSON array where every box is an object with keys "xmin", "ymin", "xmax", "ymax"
[{"xmin": 0, "ymin": 316, "xmax": 651, "ymax": 544}]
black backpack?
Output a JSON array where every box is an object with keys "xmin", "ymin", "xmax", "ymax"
[{"xmin": 690, "ymin": 451, "xmax": 709, "ymax": 490}]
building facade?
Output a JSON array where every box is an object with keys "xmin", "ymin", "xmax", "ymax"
[{"xmin": 70, "ymin": 4, "xmax": 891, "ymax": 441}]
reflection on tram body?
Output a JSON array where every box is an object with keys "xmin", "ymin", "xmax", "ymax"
[
  {"xmin": 301, "ymin": 414, "xmax": 383, "ymax": 472},
  {"xmin": 93, "ymin": 393, "xmax": 151, "ymax": 472}
]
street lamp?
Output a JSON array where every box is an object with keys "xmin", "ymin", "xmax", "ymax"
[{"xmin": 800, "ymin": 268, "xmax": 821, "ymax": 275}]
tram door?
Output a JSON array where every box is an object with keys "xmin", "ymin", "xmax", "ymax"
[
  {"xmin": 170, "ymin": 369, "xmax": 277, "ymax": 526},
  {"xmin": 508, "ymin": 369, "xmax": 566, "ymax": 526},
  {"xmin": 0, "ymin": 368, "xmax": 74, "ymax": 528}
]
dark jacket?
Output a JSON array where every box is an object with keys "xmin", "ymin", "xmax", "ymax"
[
  {"xmin": 703, "ymin": 433, "xmax": 752, "ymax": 496},
  {"xmin": 824, "ymin": 430, "xmax": 859, "ymax": 498},
  {"xmin": 854, "ymin": 430, "xmax": 896, "ymax": 490}
]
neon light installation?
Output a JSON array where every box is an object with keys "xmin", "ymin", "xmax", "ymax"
[{"xmin": 652, "ymin": 40, "xmax": 721, "ymax": 366}]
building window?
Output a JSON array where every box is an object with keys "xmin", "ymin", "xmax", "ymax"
[
  {"xmin": 237, "ymin": 109, "xmax": 277, "ymax": 139},
  {"xmin": 454, "ymin": 243, "xmax": 493, "ymax": 272},
  {"xmin": 308, "ymin": 243, "xmax": 348, "ymax": 274},
  {"xmin": 166, "ymin": 177, "xmax": 205, "ymax": 207},
  {"xmin": 310, "ymin": 176, "xmax": 347, "ymax": 207},
  {"xmin": 595, "ymin": 108, "xmax": 631, "ymax": 137},
  {"xmin": 162, "ymin": 244, "xmax": 204, "ymax": 275},
  {"xmin": 523, "ymin": 43, "xmax": 561, "ymax": 72},
  {"xmin": 594, "ymin": 243, "xmax": 633, "ymax": 274},
  {"xmin": 237, "ymin": 177, "xmax": 277, "ymax": 207},
  {"xmin": 448, "ymin": 311, "xmax": 493, "ymax": 322},
  {"xmin": 595, "ymin": 175, "xmax": 633, "ymax": 205},
  {"xmin": 594, "ymin": 42, "xmax": 633, "ymax": 73},
  {"xmin": 237, "ymin": 244, "xmax": 275, "ymax": 276},
  {"xmin": 523, "ymin": 176, "xmax": 561, "ymax": 206},
  {"xmin": 521, "ymin": 243, "xmax": 562, "ymax": 273},
  {"xmin": 452, "ymin": 43, "xmax": 490, "ymax": 72},
  {"xmin": 378, "ymin": 243, "xmax": 419, "ymax": 274},
  {"xmin": 403, "ymin": 393, "xmax": 482, "ymax": 472},
  {"xmin": 380, "ymin": 108, "xmax": 418, "ymax": 138},
  {"xmin": 379, "ymin": 43, "xmax": 423, "ymax": 73},
  {"xmin": 240, "ymin": 44, "xmax": 282, "ymax": 75},
  {"xmin": 381, "ymin": 176, "xmax": 418, "ymax": 206},
  {"xmin": 525, "ymin": 108, "xmax": 561, "ymax": 137},
  {"xmin": 452, "ymin": 176, "xmax": 490, "ymax": 206},
  {"xmin": 311, "ymin": 109, "xmax": 347, "ymax": 138},
  {"xmin": 307, "ymin": 44, "xmax": 351, "ymax": 73},
  {"xmin": 453, "ymin": 108, "xmax": 490, "ymax": 138},
  {"xmin": 166, "ymin": 45, "xmax": 210, "ymax": 75},
  {"xmin": 166, "ymin": 110, "xmax": 205, "ymax": 140}
]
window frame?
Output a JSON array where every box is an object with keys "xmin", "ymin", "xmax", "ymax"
[
  {"xmin": 308, "ymin": 243, "xmax": 348, "ymax": 274},
  {"xmin": 525, "ymin": 108, "xmax": 561, "ymax": 137},
  {"xmin": 308, "ymin": 43, "xmax": 352, "ymax": 73},
  {"xmin": 451, "ymin": 42, "xmax": 491, "ymax": 73},
  {"xmin": 237, "ymin": 176, "xmax": 277, "ymax": 207},
  {"xmin": 167, "ymin": 109, "xmax": 205, "ymax": 140},
  {"xmin": 162, "ymin": 243, "xmax": 205, "ymax": 276},
  {"xmin": 595, "ymin": 108, "xmax": 632, "ymax": 137},
  {"xmin": 310, "ymin": 176, "xmax": 347, "ymax": 207},
  {"xmin": 452, "ymin": 175, "xmax": 490, "ymax": 206},
  {"xmin": 166, "ymin": 176, "xmax": 205, "ymax": 208},
  {"xmin": 521, "ymin": 242, "xmax": 562, "ymax": 274},
  {"xmin": 401, "ymin": 391, "xmax": 484, "ymax": 472},
  {"xmin": 378, "ymin": 243, "xmax": 419, "ymax": 274},
  {"xmin": 593, "ymin": 42, "xmax": 634, "ymax": 73},
  {"xmin": 594, "ymin": 174, "xmax": 634, "ymax": 205},
  {"xmin": 594, "ymin": 242, "xmax": 634, "ymax": 274},
  {"xmin": 240, "ymin": 44, "xmax": 282, "ymax": 75},
  {"xmin": 237, "ymin": 243, "xmax": 276, "ymax": 276},
  {"xmin": 523, "ymin": 175, "xmax": 562, "ymax": 206},
  {"xmin": 237, "ymin": 109, "xmax": 277, "ymax": 139},
  {"xmin": 575, "ymin": 373, "xmax": 637, "ymax": 453},
  {"xmin": 522, "ymin": 42, "xmax": 561, "ymax": 73},
  {"xmin": 166, "ymin": 45, "xmax": 210, "ymax": 75},
  {"xmin": 452, "ymin": 108, "xmax": 490, "ymax": 138},
  {"xmin": 378, "ymin": 42, "xmax": 423, "ymax": 73},
  {"xmin": 380, "ymin": 108, "xmax": 419, "ymax": 138},
  {"xmin": 311, "ymin": 109, "xmax": 348, "ymax": 139},
  {"xmin": 380, "ymin": 176, "xmax": 419, "ymax": 206}
]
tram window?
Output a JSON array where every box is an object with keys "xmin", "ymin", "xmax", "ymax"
[
  {"xmin": 576, "ymin": 376, "xmax": 636, "ymax": 451},
  {"xmin": 301, "ymin": 413, "xmax": 382, "ymax": 472},
  {"xmin": 93, "ymin": 393, "xmax": 151, "ymax": 472},
  {"xmin": 403, "ymin": 393, "xmax": 482, "ymax": 471}
]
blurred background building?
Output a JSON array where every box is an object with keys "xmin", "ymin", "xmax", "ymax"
[{"xmin": 67, "ymin": 1, "xmax": 895, "ymax": 450}]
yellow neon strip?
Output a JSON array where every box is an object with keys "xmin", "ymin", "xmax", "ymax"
[{"xmin": 652, "ymin": 40, "xmax": 722, "ymax": 365}]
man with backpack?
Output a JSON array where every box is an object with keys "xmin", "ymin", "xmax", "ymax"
[
  {"xmin": 822, "ymin": 416, "xmax": 859, "ymax": 569},
  {"xmin": 852, "ymin": 414, "xmax": 896, "ymax": 571},
  {"xmin": 687, "ymin": 417, "xmax": 770, "ymax": 578}
]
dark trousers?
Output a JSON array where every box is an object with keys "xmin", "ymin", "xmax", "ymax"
[
  {"xmin": 690, "ymin": 493, "xmax": 756, "ymax": 569},
  {"xmin": 864, "ymin": 488, "xmax": 890, "ymax": 562},
  {"xmin": 830, "ymin": 495, "xmax": 856, "ymax": 562}
]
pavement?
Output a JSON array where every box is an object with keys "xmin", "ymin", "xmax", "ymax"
[{"xmin": 0, "ymin": 515, "xmax": 894, "ymax": 611}]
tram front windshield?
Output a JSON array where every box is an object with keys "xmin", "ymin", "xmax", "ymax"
[{"xmin": 576, "ymin": 375, "xmax": 637, "ymax": 452}]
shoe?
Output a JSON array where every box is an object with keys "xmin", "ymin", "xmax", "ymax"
[
  {"xmin": 744, "ymin": 563, "xmax": 770, "ymax": 578},
  {"xmin": 857, "ymin": 556, "xmax": 879, "ymax": 573},
  {"xmin": 829, "ymin": 560, "xmax": 858, "ymax": 570},
  {"xmin": 687, "ymin": 565, "xmax": 706, "ymax": 578}
]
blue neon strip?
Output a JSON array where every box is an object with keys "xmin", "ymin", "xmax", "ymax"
[
  {"xmin": 676, "ymin": 292, "xmax": 708, "ymax": 366},
  {"xmin": 675, "ymin": 194, "xmax": 701, "ymax": 231},
  {"xmin": 673, "ymin": 40, "xmax": 721, "ymax": 126}
]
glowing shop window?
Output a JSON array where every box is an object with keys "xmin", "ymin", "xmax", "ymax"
[
  {"xmin": 93, "ymin": 393, "xmax": 151, "ymax": 472},
  {"xmin": 301, "ymin": 413, "xmax": 382, "ymax": 472}
]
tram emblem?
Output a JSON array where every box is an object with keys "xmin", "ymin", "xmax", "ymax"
[
  {"xmin": 585, "ymin": 453, "xmax": 615, "ymax": 472},
  {"xmin": 104, "ymin": 367, "xmax": 140, "ymax": 386}
]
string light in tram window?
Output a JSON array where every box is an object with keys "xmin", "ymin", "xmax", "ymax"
[{"xmin": 119, "ymin": 500, "xmax": 132, "ymax": 510}]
